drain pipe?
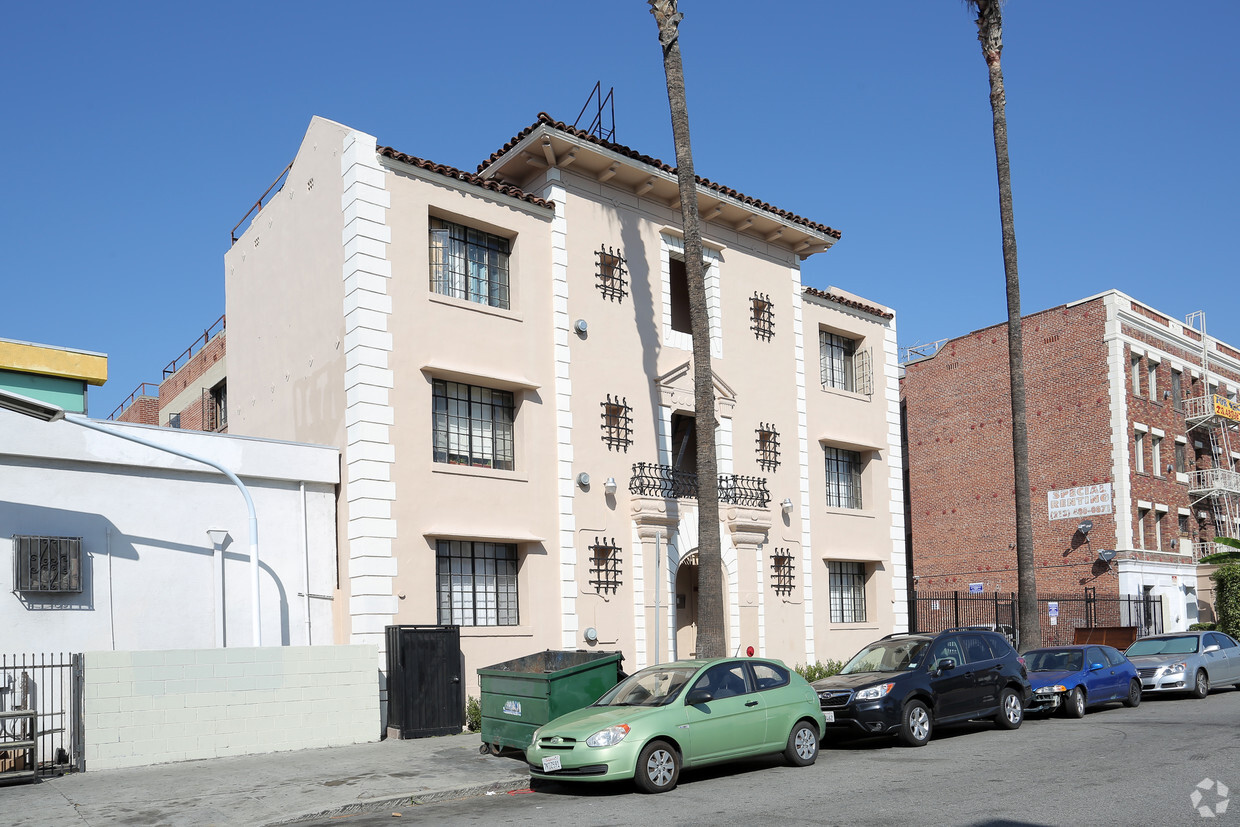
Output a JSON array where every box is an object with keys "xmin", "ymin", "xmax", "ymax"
[{"xmin": 301, "ymin": 482, "xmax": 311, "ymax": 645}]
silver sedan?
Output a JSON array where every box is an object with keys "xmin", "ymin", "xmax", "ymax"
[{"xmin": 1125, "ymin": 631, "xmax": 1240, "ymax": 698}]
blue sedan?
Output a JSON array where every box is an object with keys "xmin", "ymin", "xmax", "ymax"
[{"xmin": 1024, "ymin": 645, "xmax": 1141, "ymax": 717}]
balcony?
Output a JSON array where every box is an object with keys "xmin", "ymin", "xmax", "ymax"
[
  {"xmin": 1192, "ymin": 541, "xmax": 1238, "ymax": 562},
  {"xmin": 629, "ymin": 462, "xmax": 770, "ymax": 509},
  {"xmin": 1187, "ymin": 468, "xmax": 1240, "ymax": 498}
]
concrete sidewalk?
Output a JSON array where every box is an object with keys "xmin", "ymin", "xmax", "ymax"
[{"xmin": 7, "ymin": 734, "xmax": 531, "ymax": 826}]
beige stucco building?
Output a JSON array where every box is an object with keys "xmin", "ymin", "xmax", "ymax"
[{"xmin": 225, "ymin": 114, "xmax": 906, "ymax": 693}]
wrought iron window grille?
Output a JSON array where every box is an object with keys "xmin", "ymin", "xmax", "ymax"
[
  {"xmin": 601, "ymin": 395, "xmax": 633, "ymax": 451},
  {"xmin": 589, "ymin": 537, "xmax": 623, "ymax": 595},
  {"xmin": 751, "ymin": 292, "xmax": 774, "ymax": 341},
  {"xmin": 771, "ymin": 548, "xmax": 796, "ymax": 596},
  {"xmin": 757, "ymin": 423, "xmax": 780, "ymax": 471},
  {"xmin": 13, "ymin": 536, "xmax": 83, "ymax": 593},
  {"xmin": 596, "ymin": 244, "xmax": 628, "ymax": 302},
  {"xmin": 629, "ymin": 462, "xmax": 771, "ymax": 508}
]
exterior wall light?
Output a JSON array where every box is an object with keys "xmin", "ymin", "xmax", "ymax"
[
  {"xmin": 604, "ymin": 477, "xmax": 618, "ymax": 495},
  {"xmin": 781, "ymin": 497, "xmax": 794, "ymax": 514}
]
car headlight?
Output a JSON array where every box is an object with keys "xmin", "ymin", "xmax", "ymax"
[
  {"xmin": 1037, "ymin": 685, "xmax": 1068, "ymax": 695},
  {"xmin": 585, "ymin": 724, "xmax": 631, "ymax": 748},
  {"xmin": 1161, "ymin": 662, "xmax": 1187, "ymax": 675},
  {"xmin": 854, "ymin": 682, "xmax": 895, "ymax": 701}
]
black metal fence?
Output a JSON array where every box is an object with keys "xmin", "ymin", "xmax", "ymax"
[
  {"xmin": 630, "ymin": 462, "xmax": 771, "ymax": 508},
  {"xmin": 910, "ymin": 589, "xmax": 1164, "ymax": 650},
  {"xmin": 1, "ymin": 652, "xmax": 83, "ymax": 776}
]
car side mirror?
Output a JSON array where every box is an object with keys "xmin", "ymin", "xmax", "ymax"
[
  {"xmin": 685, "ymin": 689, "xmax": 713, "ymax": 705},
  {"xmin": 937, "ymin": 658, "xmax": 956, "ymax": 672},
  {"xmin": 1089, "ymin": 662, "xmax": 1105, "ymax": 672},
  {"xmin": 1204, "ymin": 644, "xmax": 1221, "ymax": 653}
]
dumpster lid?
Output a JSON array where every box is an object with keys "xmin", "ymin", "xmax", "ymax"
[{"xmin": 478, "ymin": 649, "xmax": 624, "ymax": 676}]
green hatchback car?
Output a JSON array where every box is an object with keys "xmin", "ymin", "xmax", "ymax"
[{"xmin": 525, "ymin": 657, "xmax": 823, "ymax": 793}]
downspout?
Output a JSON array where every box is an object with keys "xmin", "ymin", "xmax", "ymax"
[{"xmin": 301, "ymin": 482, "xmax": 311, "ymax": 645}]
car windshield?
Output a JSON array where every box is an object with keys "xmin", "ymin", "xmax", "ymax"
[
  {"xmin": 594, "ymin": 665, "xmax": 699, "ymax": 707},
  {"xmin": 1025, "ymin": 650, "xmax": 1084, "ymax": 672},
  {"xmin": 1127, "ymin": 636, "xmax": 1200, "ymax": 656},
  {"xmin": 840, "ymin": 638, "xmax": 930, "ymax": 674}
]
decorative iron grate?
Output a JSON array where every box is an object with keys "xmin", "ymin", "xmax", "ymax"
[
  {"xmin": 751, "ymin": 292, "xmax": 774, "ymax": 341},
  {"xmin": 756, "ymin": 423, "xmax": 780, "ymax": 471},
  {"xmin": 601, "ymin": 395, "xmax": 633, "ymax": 451},
  {"xmin": 596, "ymin": 245, "xmax": 628, "ymax": 302},
  {"xmin": 13, "ymin": 536, "xmax": 82, "ymax": 593},
  {"xmin": 588, "ymin": 537, "xmax": 623, "ymax": 595},
  {"xmin": 629, "ymin": 463, "xmax": 770, "ymax": 508},
  {"xmin": 770, "ymin": 549, "xmax": 796, "ymax": 596}
]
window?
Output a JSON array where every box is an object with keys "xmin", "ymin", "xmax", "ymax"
[
  {"xmin": 1152, "ymin": 435, "xmax": 1163, "ymax": 476},
  {"xmin": 1179, "ymin": 513, "xmax": 1191, "ymax": 534},
  {"xmin": 1134, "ymin": 430, "xmax": 1146, "ymax": 473},
  {"xmin": 820, "ymin": 331, "xmax": 856, "ymax": 391},
  {"xmin": 169, "ymin": 412, "xmax": 181, "ymax": 429},
  {"xmin": 770, "ymin": 548, "xmax": 795, "ymax": 596},
  {"xmin": 669, "ymin": 257, "xmax": 691, "ymax": 335},
  {"xmin": 13, "ymin": 535, "xmax": 82, "ymax": 593},
  {"xmin": 595, "ymin": 244, "xmax": 628, "ymax": 302},
  {"xmin": 962, "ymin": 635, "xmax": 994, "ymax": 664},
  {"xmin": 756, "ymin": 423, "xmax": 780, "ymax": 471},
  {"xmin": 751, "ymin": 661, "xmax": 791, "ymax": 691},
  {"xmin": 824, "ymin": 446, "xmax": 863, "ymax": 509},
  {"xmin": 829, "ymin": 561, "xmax": 867, "ymax": 623},
  {"xmin": 600, "ymin": 395, "xmax": 633, "ymax": 452},
  {"xmin": 432, "ymin": 380, "xmax": 515, "ymax": 470},
  {"xmin": 428, "ymin": 217, "xmax": 510, "ymax": 309},
  {"xmin": 691, "ymin": 663, "xmax": 750, "ymax": 699},
  {"xmin": 1175, "ymin": 441, "xmax": 1187, "ymax": 474},
  {"xmin": 751, "ymin": 292, "xmax": 774, "ymax": 341},
  {"xmin": 206, "ymin": 380, "xmax": 227, "ymax": 432},
  {"xmin": 436, "ymin": 540, "xmax": 518, "ymax": 626},
  {"xmin": 588, "ymin": 537, "xmax": 622, "ymax": 595},
  {"xmin": 1130, "ymin": 353, "xmax": 1142, "ymax": 395},
  {"xmin": 1154, "ymin": 510, "xmax": 1164, "ymax": 550},
  {"xmin": 1137, "ymin": 508, "xmax": 1149, "ymax": 549},
  {"xmin": 1147, "ymin": 360, "xmax": 1158, "ymax": 399},
  {"xmin": 1171, "ymin": 369, "xmax": 1183, "ymax": 410}
]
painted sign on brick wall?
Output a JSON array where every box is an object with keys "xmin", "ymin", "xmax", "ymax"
[{"xmin": 1047, "ymin": 483, "xmax": 1113, "ymax": 522}]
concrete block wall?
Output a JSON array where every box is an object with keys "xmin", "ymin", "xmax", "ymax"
[{"xmin": 84, "ymin": 645, "xmax": 379, "ymax": 770}]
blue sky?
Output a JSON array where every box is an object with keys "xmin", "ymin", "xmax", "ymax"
[{"xmin": 4, "ymin": 1, "xmax": 1236, "ymax": 418}]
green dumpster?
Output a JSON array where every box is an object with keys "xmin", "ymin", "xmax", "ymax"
[{"xmin": 478, "ymin": 649, "xmax": 624, "ymax": 754}]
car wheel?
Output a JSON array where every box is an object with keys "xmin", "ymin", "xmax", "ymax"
[
  {"xmin": 898, "ymin": 700, "xmax": 932, "ymax": 747},
  {"xmin": 1062, "ymin": 687, "xmax": 1086, "ymax": 719},
  {"xmin": 995, "ymin": 688, "xmax": 1024, "ymax": 730},
  {"xmin": 784, "ymin": 720, "xmax": 819, "ymax": 767},
  {"xmin": 1123, "ymin": 678, "xmax": 1141, "ymax": 708},
  {"xmin": 634, "ymin": 740, "xmax": 680, "ymax": 794},
  {"xmin": 1191, "ymin": 669, "xmax": 1209, "ymax": 700}
]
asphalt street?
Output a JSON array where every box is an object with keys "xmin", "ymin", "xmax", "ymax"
[{"xmin": 295, "ymin": 687, "xmax": 1240, "ymax": 826}]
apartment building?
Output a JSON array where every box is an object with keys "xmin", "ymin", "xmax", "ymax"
[
  {"xmin": 902, "ymin": 290, "xmax": 1240, "ymax": 630},
  {"xmin": 224, "ymin": 113, "xmax": 905, "ymax": 689},
  {"xmin": 113, "ymin": 315, "xmax": 227, "ymax": 432}
]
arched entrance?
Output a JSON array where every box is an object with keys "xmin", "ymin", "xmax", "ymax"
[{"xmin": 674, "ymin": 552, "xmax": 699, "ymax": 659}]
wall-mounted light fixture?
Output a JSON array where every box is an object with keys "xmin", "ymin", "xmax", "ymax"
[
  {"xmin": 577, "ymin": 471, "xmax": 591, "ymax": 488},
  {"xmin": 604, "ymin": 477, "xmax": 617, "ymax": 495},
  {"xmin": 781, "ymin": 497, "xmax": 794, "ymax": 515},
  {"xmin": 574, "ymin": 319, "xmax": 589, "ymax": 336},
  {"xmin": 584, "ymin": 627, "xmax": 598, "ymax": 643}
]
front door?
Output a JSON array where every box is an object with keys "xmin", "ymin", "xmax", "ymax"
[{"xmin": 675, "ymin": 555, "xmax": 699, "ymax": 659}]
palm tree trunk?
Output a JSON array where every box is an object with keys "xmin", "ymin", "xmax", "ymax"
[
  {"xmin": 650, "ymin": 0, "xmax": 724, "ymax": 658},
  {"xmin": 972, "ymin": 0, "xmax": 1039, "ymax": 650}
]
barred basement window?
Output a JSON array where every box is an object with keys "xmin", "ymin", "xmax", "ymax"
[
  {"xmin": 751, "ymin": 293, "xmax": 774, "ymax": 341},
  {"xmin": 601, "ymin": 395, "xmax": 633, "ymax": 452},
  {"xmin": 13, "ymin": 536, "xmax": 82, "ymax": 593},
  {"xmin": 596, "ymin": 244, "xmax": 628, "ymax": 302},
  {"xmin": 589, "ymin": 537, "xmax": 623, "ymax": 595},
  {"xmin": 770, "ymin": 548, "xmax": 795, "ymax": 596},
  {"xmin": 756, "ymin": 423, "xmax": 780, "ymax": 471}
]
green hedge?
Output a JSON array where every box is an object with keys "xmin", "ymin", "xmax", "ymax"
[
  {"xmin": 1211, "ymin": 563, "xmax": 1240, "ymax": 640},
  {"xmin": 794, "ymin": 660, "xmax": 845, "ymax": 683}
]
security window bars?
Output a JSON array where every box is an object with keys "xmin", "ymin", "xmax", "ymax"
[
  {"xmin": 771, "ymin": 549, "xmax": 795, "ymax": 597},
  {"xmin": 824, "ymin": 446, "xmax": 863, "ymax": 509},
  {"xmin": 436, "ymin": 540, "xmax": 518, "ymax": 626},
  {"xmin": 13, "ymin": 535, "xmax": 82, "ymax": 593},
  {"xmin": 820, "ymin": 331, "xmax": 856, "ymax": 391},
  {"xmin": 601, "ymin": 395, "xmax": 633, "ymax": 452},
  {"xmin": 756, "ymin": 423, "xmax": 780, "ymax": 471},
  {"xmin": 428, "ymin": 217, "xmax": 511, "ymax": 309},
  {"xmin": 432, "ymin": 380, "xmax": 515, "ymax": 470},
  {"xmin": 751, "ymin": 293, "xmax": 774, "ymax": 341},
  {"xmin": 1179, "ymin": 513, "xmax": 1190, "ymax": 534},
  {"xmin": 589, "ymin": 537, "xmax": 623, "ymax": 595},
  {"xmin": 596, "ymin": 245, "xmax": 628, "ymax": 302},
  {"xmin": 828, "ymin": 561, "xmax": 866, "ymax": 623}
]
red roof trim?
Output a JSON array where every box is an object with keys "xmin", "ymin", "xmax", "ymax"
[
  {"xmin": 377, "ymin": 147, "xmax": 552, "ymax": 210},
  {"xmin": 479, "ymin": 113, "xmax": 842, "ymax": 240},
  {"xmin": 803, "ymin": 286, "xmax": 893, "ymax": 320}
]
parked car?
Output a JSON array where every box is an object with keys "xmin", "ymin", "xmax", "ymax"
[
  {"xmin": 525, "ymin": 657, "xmax": 822, "ymax": 793},
  {"xmin": 1125, "ymin": 631, "xmax": 1240, "ymax": 698},
  {"xmin": 811, "ymin": 629, "xmax": 1031, "ymax": 747},
  {"xmin": 1024, "ymin": 645, "xmax": 1141, "ymax": 716}
]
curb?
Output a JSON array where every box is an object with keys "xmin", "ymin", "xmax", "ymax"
[{"xmin": 263, "ymin": 776, "xmax": 531, "ymax": 825}]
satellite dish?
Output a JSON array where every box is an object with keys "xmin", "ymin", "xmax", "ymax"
[
  {"xmin": 1078, "ymin": 519, "xmax": 1094, "ymax": 535},
  {"xmin": 1097, "ymin": 549, "xmax": 1117, "ymax": 563}
]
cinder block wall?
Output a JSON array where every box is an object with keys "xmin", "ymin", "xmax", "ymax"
[{"xmin": 84, "ymin": 645, "xmax": 378, "ymax": 770}]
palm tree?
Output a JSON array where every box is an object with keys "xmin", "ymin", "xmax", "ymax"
[
  {"xmin": 649, "ymin": 0, "xmax": 724, "ymax": 658},
  {"xmin": 966, "ymin": 0, "xmax": 1039, "ymax": 650}
]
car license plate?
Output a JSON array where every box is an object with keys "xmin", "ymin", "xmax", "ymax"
[
  {"xmin": 823, "ymin": 711, "xmax": 835, "ymax": 723},
  {"xmin": 542, "ymin": 755, "xmax": 561, "ymax": 772}
]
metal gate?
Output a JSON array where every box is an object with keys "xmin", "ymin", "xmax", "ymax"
[
  {"xmin": 385, "ymin": 625, "xmax": 464, "ymax": 739},
  {"xmin": 1, "ymin": 652, "xmax": 84, "ymax": 777}
]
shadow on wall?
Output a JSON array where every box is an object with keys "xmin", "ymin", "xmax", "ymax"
[{"xmin": 0, "ymin": 499, "xmax": 291, "ymax": 646}]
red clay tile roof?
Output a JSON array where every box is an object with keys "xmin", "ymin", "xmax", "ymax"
[
  {"xmin": 803, "ymin": 286, "xmax": 893, "ymax": 319},
  {"xmin": 377, "ymin": 147, "xmax": 551, "ymax": 209},
  {"xmin": 479, "ymin": 113, "xmax": 842, "ymax": 240}
]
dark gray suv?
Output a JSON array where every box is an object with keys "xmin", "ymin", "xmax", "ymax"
[{"xmin": 811, "ymin": 629, "xmax": 1032, "ymax": 747}]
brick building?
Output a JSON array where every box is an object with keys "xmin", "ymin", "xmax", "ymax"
[
  {"xmin": 113, "ymin": 315, "xmax": 227, "ymax": 432},
  {"xmin": 902, "ymin": 290, "xmax": 1240, "ymax": 631}
]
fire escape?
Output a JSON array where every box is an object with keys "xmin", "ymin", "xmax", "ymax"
[{"xmin": 1184, "ymin": 311, "xmax": 1240, "ymax": 559}]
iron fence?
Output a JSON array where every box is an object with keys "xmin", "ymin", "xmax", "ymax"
[
  {"xmin": 910, "ymin": 589, "xmax": 1164, "ymax": 650},
  {"xmin": 629, "ymin": 462, "xmax": 771, "ymax": 508},
  {"xmin": 1, "ymin": 652, "xmax": 83, "ymax": 776}
]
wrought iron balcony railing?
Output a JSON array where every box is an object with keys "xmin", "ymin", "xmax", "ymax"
[{"xmin": 629, "ymin": 462, "xmax": 770, "ymax": 508}]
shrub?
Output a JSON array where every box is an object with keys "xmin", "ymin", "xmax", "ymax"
[
  {"xmin": 1198, "ymin": 551, "xmax": 1240, "ymax": 565},
  {"xmin": 1211, "ymin": 562, "xmax": 1240, "ymax": 640},
  {"xmin": 794, "ymin": 660, "xmax": 845, "ymax": 683},
  {"xmin": 465, "ymin": 695, "xmax": 481, "ymax": 732},
  {"xmin": 1189, "ymin": 622, "xmax": 1218, "ymax": 631}
]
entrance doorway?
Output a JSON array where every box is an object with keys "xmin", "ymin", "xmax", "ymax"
[{"xmin": 675, "ymin": 553, "xmax": 699, "ymax": 659}]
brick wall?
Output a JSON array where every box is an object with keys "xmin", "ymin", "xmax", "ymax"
[
  {"xmin": 159, "ymin": 331, "xmax": 226, "ymax": 404},
  {"xmin": 115, "ymin": 396, "xmax": 159, "ymax": 425},
  {"xmin": 83, "ymin": 645, "xmax": 378, "ymax": 770}
]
